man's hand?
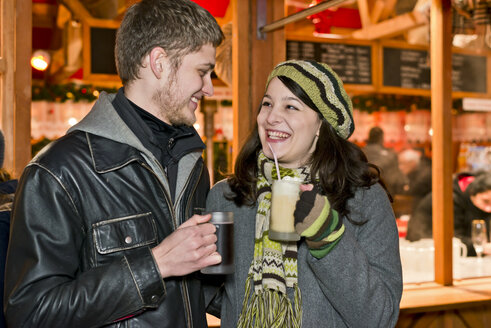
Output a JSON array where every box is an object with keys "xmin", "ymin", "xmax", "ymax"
[{"xmin": 151, "ymin": 214, "xmax": 221, "ymax": 278}]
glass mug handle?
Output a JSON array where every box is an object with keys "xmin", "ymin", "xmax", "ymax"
[{"xmin": 453, "ymin": 238, "xmax": 467, "ymax": 258}]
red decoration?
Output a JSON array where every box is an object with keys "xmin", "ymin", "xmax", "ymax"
[
  {"xmin": 307, "ymin": 4, "xmax": 362, "ymax": 34},
  {"xmin": 191, "ymin": 0, "xmax": 230, "ymax": 18},
  {"xmin": 69, "ymin": 68, "xmax": 84, "ymax": 80}
]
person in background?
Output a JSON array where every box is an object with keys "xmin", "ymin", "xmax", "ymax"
[
  {"xmin": 455, "ymin": 172, "xmax": 491, "ymax": 255},
  {"xmin": 205, "ymin": 60, "xmax": 402, "ymax": 327},
  {"xmin": 0, "ymin": 130, "xmax": 18, "ymax": 328},
  {"xmin": 397, "ymin": 148, "xmax": 432, "ymax": 213},
  {"xmin": 406, "ymin": 171, "xmax": 491, "ymax": 256},
  {"xmin": 363, "ymin": 126, "xmax": 403, "ymax": 196},
  {"xmin": 4, "ymin": 1, "xmax": 223, "ymax": 327}
]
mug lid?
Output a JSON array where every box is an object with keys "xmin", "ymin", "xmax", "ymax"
[{"xmin": 207, "ymin": 211, "xmax": 234, "ymax": 223}]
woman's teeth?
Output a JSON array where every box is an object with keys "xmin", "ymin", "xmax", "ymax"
[{"xmin": 268, "ymin": 131, "xmax": 289, "ymax": 139}]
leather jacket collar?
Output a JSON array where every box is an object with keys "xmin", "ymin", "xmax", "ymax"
[{"xmin": 86, "ymin": 133, "xmax": 144, "ymax": 174}]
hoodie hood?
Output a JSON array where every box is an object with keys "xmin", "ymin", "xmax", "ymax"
[
  {"xmin": 67, "ymin": 92, "xmax": 203, "ymax": 201},
  {"xmin": 68, "ymin": 92, "xmax": 150, "ymax": 156}
]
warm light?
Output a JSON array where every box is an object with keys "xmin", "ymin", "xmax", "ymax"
[
  {"xmin": 68, "ymin": 117, "xmax": 78, "ymax": 126},
  {"xmin": 193, "ymin": 123, "xmax": 201, "ymax": 130},
  {"xmin": 31, "ymin": 50, "xmax": 50, "ymax": 71},
  {"xmin": 428, "ymin": 128, "xmax": 433, "ymax": 136}
]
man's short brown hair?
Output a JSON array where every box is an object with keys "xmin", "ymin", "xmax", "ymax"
[{"xmin": 115, "ymin": 0, "xmax": 224, "ymax": 85}]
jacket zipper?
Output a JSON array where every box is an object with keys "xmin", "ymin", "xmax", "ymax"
[
  {"xmin": 140, "ymin": 161, "xmax": 178, "ymax": 229},
  {"xmin": 177, "ymin": 161, "xmax": 204, "ymax": 328},
  {"xmin": 185, "ymin": 162, "xmax": 204, "ymax": 219},
  {"xmin": 175, "ymin": 160, "xmax": 204, "ymax": 221},
  {"xmin": 140, "ymin": 158, "xmax": 201, "ymax": 328}
]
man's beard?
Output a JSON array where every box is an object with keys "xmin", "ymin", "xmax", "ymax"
[{"xmin": 153, "ymin": 78, "xmax": 196, "ymax": 126}]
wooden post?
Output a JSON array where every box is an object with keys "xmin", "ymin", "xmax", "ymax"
[
  {"xmin": 431, "ymin": 0, "xmax": 453, "ymax": 285},
  {"xmin": 201, "ymin": 99, "xmax": 218, "ymax": 184},
  {"xmin": 1, "ymin": 0, "xmax": 16, "ymax": 174},
  {"xmin": 1, "ymin": 0, "xmax": 32, "ymax": 178},
  {"xmin": 231, "ymin": 0, "xmax": 285, "ymax": 164},
  {"xmin": 14, "ymin": 0, "xmax": 33, "ymax": 177}
]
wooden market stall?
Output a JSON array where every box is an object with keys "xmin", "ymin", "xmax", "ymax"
[{"xmin": 1, "ymin": 0, "xmax": 491, "ymax": 327}]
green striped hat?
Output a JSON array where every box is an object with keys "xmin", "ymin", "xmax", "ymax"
[{"xmin": 266, "ymin": 60, "xmax": 354, "ymax": 139}]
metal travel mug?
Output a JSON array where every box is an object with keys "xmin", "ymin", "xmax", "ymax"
[{"xmin": 200, "ymin": 212, "xmax": 234, "ymax": 274}]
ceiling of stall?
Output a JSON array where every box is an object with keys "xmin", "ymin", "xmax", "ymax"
[{"xmin": 31, "ymin": 0, "xmax": 490, "ymax": 83}]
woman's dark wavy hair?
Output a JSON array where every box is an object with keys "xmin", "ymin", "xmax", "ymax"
[{"xmin": 227, "ymin": 76, "xmax": 389, "ymax": 220}]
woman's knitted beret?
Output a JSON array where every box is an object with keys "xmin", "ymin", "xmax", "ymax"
[{"xmin": 266, "ymin": 60, "xmax": 354, "ymax": 139}]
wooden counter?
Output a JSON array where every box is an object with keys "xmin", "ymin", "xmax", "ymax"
[
  {"xmin": 205, "ymin": 278, "xmax": 491, "ymax": 327},
  {"xmin": 398, "ymin": 277, "xmax": 491, "ymax": 327}
]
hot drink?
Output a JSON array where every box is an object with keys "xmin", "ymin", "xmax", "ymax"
[
  {"xmin": 269, "ymin": 179, "xmax": 301, "ymax": 241},
  {"xmin": 201, "ymin": 212, "xmax": 234, "ymax": 274}
]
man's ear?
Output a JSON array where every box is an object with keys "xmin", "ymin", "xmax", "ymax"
[{"xmin": 149, "ymin": 47, "xmax": 166, "ymax": 79}]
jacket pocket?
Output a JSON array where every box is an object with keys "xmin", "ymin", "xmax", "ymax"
[{"xmin": 93, "ymin": 212, "xmax": 157, "ymax": 254}]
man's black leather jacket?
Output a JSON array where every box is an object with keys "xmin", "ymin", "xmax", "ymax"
[{"xmin": 4, "ymin": 93, "xmax": 210, "ymax": 328}]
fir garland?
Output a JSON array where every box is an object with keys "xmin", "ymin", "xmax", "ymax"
[
  {"xmin": 351, "ymin": 94, "xmax": 463, "ymax": 113},
  {"xmin": 32, "ymin": 83, "xmax": 118, "ymax": 103},
  {"xmin": 31, "ymin": 83, "xmax": 465, "ymax": 113}
]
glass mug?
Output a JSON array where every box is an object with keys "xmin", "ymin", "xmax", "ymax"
[
  {"xmin": 471, "ymin": 219, "xmax": 487, "ymax": 258},
  {"xmin": 269, "ymin": 179, "xmax": 301, "ymax": 242}
]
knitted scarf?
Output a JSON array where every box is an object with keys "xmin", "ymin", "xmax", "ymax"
[{"xmin": 237, "ymin": 152, "xmax": 310, "ymax": 328}]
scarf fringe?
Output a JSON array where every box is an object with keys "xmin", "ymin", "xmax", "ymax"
[{"xmin": 237, "ymin": 274, "xmax": 303, "ymax": 328}]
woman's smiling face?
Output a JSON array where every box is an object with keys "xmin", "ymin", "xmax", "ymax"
[{"xmin": 257, "ymin": 77, "xmax": 322, "ymax": 168}]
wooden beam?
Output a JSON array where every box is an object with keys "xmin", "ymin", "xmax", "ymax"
[
  {"xmin": 14, "ymin": 0, "xmax": 32, "ymax": 178},
  {"xmin": 370, "ymin": 0, "xmax": 385, "ymax": 24},
  {"xmin": 232, "ymin": 0, "xmax": 285, "ymax": 164},
  {"xmin": 59, "ymin": 0, "xmax": 93, "ymax": 21},
  {"xmin": 431, "ymin": 0, "xmax": 453, "ymax": 286},
  {"xmin": 260, "ymin": 0, "xmax": 346, "ymax": 33},
  {"xmin": 1, "ymin": 0, "xmax": 32, "ymax": 177},
  {"xmin": 0, "ymin": 58, "xmax": 5, "ymax": 74},
  {"xmin": 1, "ymin": 0, "xmax": 16, "ymax": 174},
  {"xmin": 351, "ymin": 11, "xmax": 427, "ymax": 40},
  {"xmin": 32, "ymin": 2, "xmax": 58, "ymax": 28},
  {"xmin": 379, "ymin": 0, "xmax": 397, "ymax": 21},
  {"xmin": 357, "ymin": 0, "xmax": 372, "ymax": 28},
  {"xmin": 232, "ymin": 0, "xmax": 252, "ymax": 164}
]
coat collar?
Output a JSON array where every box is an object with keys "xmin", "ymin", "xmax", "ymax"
[
  {"xmin": 68, "ymin": 92, "xmax": 157, "ymax": 173},
  {"xmin": 84, "ymin": 133, "xmax": 143, "ymax": 173}
]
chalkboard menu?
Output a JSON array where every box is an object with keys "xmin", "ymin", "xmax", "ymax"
[
  {"xmin": 90, "ymin": 27, "xmax": 118, "ymax": 75},
  {"xmin": 383, "ymin": 47, "xmax": 430, "ymax": 89},
  {"xmin": 287, "ymin": 40, "xmax": 372, "ymax": 85},
  {"xmin": 383, "ymin": 46, "xmax": 487, "ymax": 94},
  {"xmin": 452, "ymin": 53, "xmax": 487, "ymax": 93}
]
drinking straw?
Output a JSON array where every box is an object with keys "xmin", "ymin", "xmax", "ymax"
[{"xmin": 267, "ymin": 142, "xmax": 281, "ymax": 180}]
